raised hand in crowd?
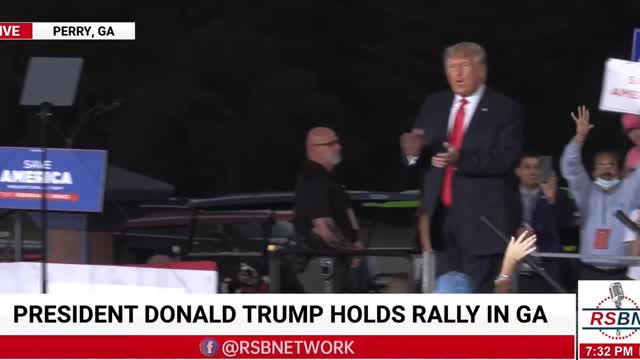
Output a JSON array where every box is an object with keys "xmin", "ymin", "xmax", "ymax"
[
  {"xmin": 494, "ymin": 230, "xmax": 537, "ymax": 293},
  {"xmin": 571, "ymin": 105, "xmax": 593, "ymax": 144},
  {"xmin": 505, "ymin": 230, "xmax": 537, "ymax": 265},
  {"xmin": 500, "ymin": 230, "xmax": 537, "ymax": 277}
]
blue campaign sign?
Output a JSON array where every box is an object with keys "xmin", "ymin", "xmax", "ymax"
[
  {"xmin": 634, "ymin": 28, "xmax": 640, "ymax": 62},
  {"xmin": 0, "ymin": 147, "xmax": 107, "ymax": 212}
]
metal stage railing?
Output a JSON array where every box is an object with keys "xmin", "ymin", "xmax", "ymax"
[
  {"xmin": 266, "ymin": 249, "xmax": 640, "ymax": 294},
  {"xmin": 109, "ymin": 226, "xmax": 640, "ymax": 294},
  {"xmin": 533, "ymin": 252, "xmax": 640, "ymax": 262}
]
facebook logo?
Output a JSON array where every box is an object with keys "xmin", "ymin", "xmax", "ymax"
[{"xmin": 199, "ymin": 338, "xmax": 219, "ymax": 357}]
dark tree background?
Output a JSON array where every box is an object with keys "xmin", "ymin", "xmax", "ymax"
[{"xmin": 0, "ymin": 1, "xmax": 638, "ymax": 197}]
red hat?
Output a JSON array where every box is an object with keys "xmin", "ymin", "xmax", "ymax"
[
  {"xmin": 626, "ymin": 146, "xmax": 640, "ymax": 173},
  {"xmin": 622, "ymin": 113, "xmax": 640, "ymax": 131}
]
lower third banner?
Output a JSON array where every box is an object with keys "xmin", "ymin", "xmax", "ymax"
[
  {"xmin": 0, "ymin": 335, "xmax": 573, "ymax": 359},
  {"xmin": 0, "ymin": 293, "xmax": 576, "ymax": 359}
]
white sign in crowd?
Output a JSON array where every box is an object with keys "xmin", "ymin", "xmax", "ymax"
[{"xmin": 599, "ymin": 58, "xmax": 640, "ymax": 115}]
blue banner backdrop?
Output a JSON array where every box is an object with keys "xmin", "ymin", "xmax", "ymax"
[{"xmin": 0, "ymin": 147, "xmax": 107, "ymax": 212}]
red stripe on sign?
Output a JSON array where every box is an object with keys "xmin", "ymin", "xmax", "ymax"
[
  {"xmin": 0, "ymin": 191, "xmax": 79, "ymax": 201},
  {"xmin": 0, "ymin": 23, "xmax": 32, "ymax": 39},
  {"xmin": 580, "ymin": 343, "xmax": 639, "ymax": 358},
  {"xmin": 0, "ymin": 335, "xmax": 574, "ymax": 359}
]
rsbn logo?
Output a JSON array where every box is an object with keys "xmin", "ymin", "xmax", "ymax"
[
  {"xmin": 582, "ymin": 282, "xmax": 640, "ymax": 340},
  {"xmin": 199, "ymin": 338, "xmax": 219, "ymax": 357}
]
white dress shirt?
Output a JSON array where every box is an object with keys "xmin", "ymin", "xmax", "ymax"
[
  {"xmin": 447, "ymin": 84, "xmax": 486, "ymax": 134},
  {"xmin": 407, "ymin": 84, "xmax": 486, "ymax": 165}
]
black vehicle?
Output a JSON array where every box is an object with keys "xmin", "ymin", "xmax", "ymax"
[{"xmin": 114, "ymin": 191, "xmax": 422, "ymax": 293}]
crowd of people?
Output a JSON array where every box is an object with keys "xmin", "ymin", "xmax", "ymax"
[{"xmin": 290, "ymin": 41, "xmax": 640, "ymax": 294}]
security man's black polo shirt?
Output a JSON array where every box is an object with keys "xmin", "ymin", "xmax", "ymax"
[{"xmin": 293, "ymin": 160, "xmax": 356, "ymax": 246}]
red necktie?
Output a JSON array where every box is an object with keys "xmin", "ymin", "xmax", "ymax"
[{"xmin": 441, "ymin": 97, "xmax": 468, "ymax": 207}]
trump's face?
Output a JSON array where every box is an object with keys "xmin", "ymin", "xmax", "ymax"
[{"xmin": 445, "ymin": 56, "xmax": 486, "ymax": 97}]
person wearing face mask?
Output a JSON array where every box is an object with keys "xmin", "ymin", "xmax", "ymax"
[
  {"xmin": 560, "ymin": 106, "xmax": 640, "ymax": 280},
  {"xmin": 293, "ymin": 127, "xmax": 368, "ymax": 292}
]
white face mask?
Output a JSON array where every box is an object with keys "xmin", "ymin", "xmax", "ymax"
[{"xmin": 594, "ymin": 177, "xmax": 621, "ymax": 190}]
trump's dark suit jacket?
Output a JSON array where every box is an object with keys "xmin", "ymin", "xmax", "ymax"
[{"xmin": 413, "ymin": 87, "xmax": 523, "ymax": 255}]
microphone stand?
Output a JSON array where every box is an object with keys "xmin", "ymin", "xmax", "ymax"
[
  {"xmin": 36, "ymin": 102, "xmax": 53, "ymax": 294},
  {"xmin": 33, "ymin": 99, "xmax": 121, "ymax": 292},
  {"xmin": 65, "ymin": 99, "xmax": 123, "ymax": 148},
  {"xmin": 615, "ymin": 210, "xmax": 640, "ymax": 234},
  {"xmin": 65, "ymin": 104, "xmax": 101, "ymax": 149},
  {"xmin": 480, "ymin": 216, "xmax": 567, "ymax": 293}
]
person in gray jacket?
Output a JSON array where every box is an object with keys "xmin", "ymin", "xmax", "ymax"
[{"xmin": 561, "ymin": 105, "xmax": 640, "ymax": 280}]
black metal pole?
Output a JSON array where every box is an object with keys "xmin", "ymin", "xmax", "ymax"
[
  {"xmin": 38, "ymin": 102, "xmax": 51, "ymax": 295},
  {"xmin": 615, "ymin": 210, "xmax": 640, "ymax": 234}
]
